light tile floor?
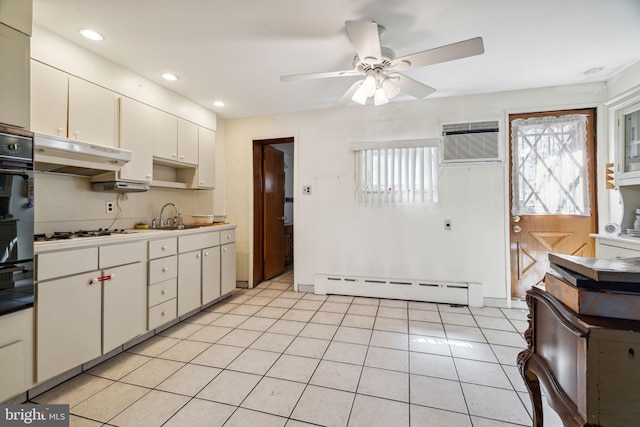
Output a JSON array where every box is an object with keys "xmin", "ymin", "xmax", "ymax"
[{"xmin": 32, "ymin": 268, "xmax": 564, "ymax": 426}]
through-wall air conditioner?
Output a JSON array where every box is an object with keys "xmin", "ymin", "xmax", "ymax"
[{"xmin": 441, "ymin": 121, "xmax": 500, "ymax": 163}]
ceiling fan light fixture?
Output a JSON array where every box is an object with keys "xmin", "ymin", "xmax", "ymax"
[
  {"xmin": 381, "ymin": 77, "xmax": 400, "ymax": 99},
  {"xmin": 351, "ymin": 82, "xmax": 369, "ymax": 105},
  {"xmin": 352, "ymin": 74, "xmax": 376, "ymax": 104},
  {"xmin": 374, "ymin": 87, "xmax": 389, "ymax": 106}
]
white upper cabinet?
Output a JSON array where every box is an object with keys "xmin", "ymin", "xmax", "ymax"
[
  {"xmin": 68, "ymin": 77, "xmax": 118, "ymax": 147},
  {"xmin": 31, "ymin": 62, "xmax": 118, "ymax": 147},
  {"xmin": 153, "ymin": 114, "xmax": 198, "ymax": 166},
  {"xmin": 177, "ymin": 119, "xmax": 198, "ymax": 164},
  {"xmin": 31, "ymin": 61, "xmax": 67, "ymax": 136},
  {"xmin": 0, "ymin": 0, "xmax": 32, "ymax": 35},
  {"xmin": 198, "ymin": 126, "xmax": 216, "ymax": 188},
  {"xmin": 119, "ymin": 97, "xmax": 154, "ymax": 183},
  {"xmin": 153, "ymin": 109, "xmax": 178, "ymax": 161},
  {"xmin": 0, "ymin": 23, "xmax": 29, "ymax": 129}
]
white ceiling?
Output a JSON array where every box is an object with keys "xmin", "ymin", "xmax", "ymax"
[{"xmin": 33, "ymin": 0, "xmax": 640, "ymax": 120}]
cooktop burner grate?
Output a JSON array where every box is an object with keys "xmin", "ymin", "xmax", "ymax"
[{"xmin": 34, "ymin": 229, "xmax": 131, "ymax": 242}]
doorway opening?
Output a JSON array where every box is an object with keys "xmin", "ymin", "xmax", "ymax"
[{"xmin": 252, "ymin": 137, "xmax": 294, "ymax": 287}]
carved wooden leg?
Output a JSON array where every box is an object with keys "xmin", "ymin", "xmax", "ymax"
[{"xmin": 519, "ymin": 349, "xmax": 544, "ymax": 426}]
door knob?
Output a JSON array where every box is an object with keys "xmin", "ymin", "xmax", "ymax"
[
  {"xmin": 278, "ymin": 216, "xmax": 287, "ymax": 221},
  {"xmin": 512, "ymin": 225, "xmax": 522, "ymax": 233}
]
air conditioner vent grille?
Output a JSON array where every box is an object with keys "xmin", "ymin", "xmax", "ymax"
[{"xmin": 442, "ymin": 121, "xmax": 500, "ymax": 163}]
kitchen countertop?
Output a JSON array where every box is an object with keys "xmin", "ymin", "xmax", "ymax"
[{"xmin": 34, "ymin": 223, "xmax": 236, "ymax": 253}]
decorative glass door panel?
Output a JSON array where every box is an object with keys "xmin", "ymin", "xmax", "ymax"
[{"xmin": 509, "ymin": 110, "xmax": 597, "ymax": 299}]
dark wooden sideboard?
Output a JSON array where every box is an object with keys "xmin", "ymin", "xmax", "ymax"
[{"xmin": 518, "ymin": 286, "xmax": 640, "ymax": 426}]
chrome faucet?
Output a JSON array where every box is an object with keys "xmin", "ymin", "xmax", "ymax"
[{"xmin": 158, "ymin": 202, "xmax": 181, "ymax": 227}]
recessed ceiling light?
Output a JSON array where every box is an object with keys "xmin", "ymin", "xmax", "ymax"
[
  {"xmin": 161, "ymin": 73, "xmax": 179, "ymax": 81},
  {"xmin": 213, "ymin": 101, "xmax": 225, "ymax": 107},
  {"xmin": 79, "ymin": 29, "xmax": 104, "ymax": 41}
]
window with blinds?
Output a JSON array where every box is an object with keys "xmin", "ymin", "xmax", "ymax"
[{"xmin": 353, "ymin": 140, "xmax": 439, "ymax": 205}]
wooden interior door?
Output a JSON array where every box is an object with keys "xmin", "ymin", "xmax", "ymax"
[
  {"xmin": 509, "ymin": 109, "xmax": 597, "ymax": 298},
  {"xmin": 263, "ymin": 145, "xmax": 286, "ymax": 280}
]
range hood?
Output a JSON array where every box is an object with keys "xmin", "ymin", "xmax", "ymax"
[
  {"xmin": 34, "ymin": 133, "xmax": 131, "ymax": 177},
  {"xmin": 91, "ymin": 181, "xmax": 149, "ymax": 193}
]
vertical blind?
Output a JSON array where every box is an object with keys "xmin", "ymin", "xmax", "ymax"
[{"xmin": 353, "ymin": 141, "xmax": 439, "ymax": 205}]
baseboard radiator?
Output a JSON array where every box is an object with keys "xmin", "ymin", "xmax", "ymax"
[{"xmin": 314, "ymin": 274, "xmax": 483, "ymax": 307}]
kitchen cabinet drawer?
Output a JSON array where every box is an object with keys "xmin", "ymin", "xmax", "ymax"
[
  {"xmin": 37, "ymin": 247, "xmax": 98, "ymax": 281},
  {"xmin": 179, "ymin": 231, "xmax": 220, "ymax": 253},
  {"xmin": 221, "ymin": 229, "xmax": 236, "ymax": 244},
  {"xmin": 149, "ymin": 237, "xmax": 177, "ymax": 259},
  {"xmin": 99, "ymin": 241, "xmax": 146, "ymax": 269},
  {"xmin": 149, "ymin": 255, "xmax": 177, "ymax": 285},
  {"xmin": 596, "ymin": 242, "xmax": 640, "ymax": 259},
  {"xmin": 148, "ymin": 278, "xmax": 177, "ymax": 307},
  {"xmin": 148, "ymin": 298, "xmax": 177, "ymax": 330}
]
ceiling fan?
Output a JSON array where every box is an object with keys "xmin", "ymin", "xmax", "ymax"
[{"xmin": 280, "ymin": 20, "xmax": 485, "ymax": 106}]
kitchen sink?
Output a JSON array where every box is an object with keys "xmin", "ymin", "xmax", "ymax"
[{"xmin": 151, "ymin": 225, "xmax": 201, "ymax": 231}]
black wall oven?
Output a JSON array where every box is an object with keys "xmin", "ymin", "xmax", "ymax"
[{"xmin": 0, "ymin": 126, "xmax": 34, "ymax": 316}]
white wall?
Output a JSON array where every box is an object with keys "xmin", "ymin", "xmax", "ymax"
[{"xmin": 225, "ymin": 83, "xmax": 608, "ymax": 301}]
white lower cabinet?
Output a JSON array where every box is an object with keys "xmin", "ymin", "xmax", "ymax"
[
  {"xmin": 37, "ymin": 270, "xmax": 101, "ymax": 382},
  {"xmin": 36, "ymin": 242, "xmax": 146, "ymax": 382},
  {"xmin": 220, "ymin": 229, "xmax": 237, "ymax": 295},
  {"xmin": 202, "ymin": 246, "xmax": 221, "ymax": 304},
  {"xmin": 221, "ymin": 242, "xmax": 237, "ymax": 296},
  {"xmin": 33, "ymin": 226, "xmax": 236, "ymax": 385},
  {"xmin": 0, "ymin": 308, "xmax": 35, "ymax": 401},
  {"xmin": 102, "ymin": 262, "xmax": 146, "ymax": 353},
  {"xmin": 178, "ymin": 251, "xmax": 202, "ymax": 316}
]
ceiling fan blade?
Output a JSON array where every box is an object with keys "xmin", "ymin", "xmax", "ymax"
[
  {"xmin": 394, "ymin": 74, "xmax": 436, "ymax": 99},
  {"xmin": 391, "ymin": 37, "xmax": 484, "ymax": 71},
  {"xmin": 345, "ymin": 20, "xmax": 382, "ymax": 64},
  {"xmin": 335, "ymin": 80, "xmax": 363, "ymax": 107},
  {"xmin": 280, "ymin": 69, "xmax": 360, "ymax": 82}
]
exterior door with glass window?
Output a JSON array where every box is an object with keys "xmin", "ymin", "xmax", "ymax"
[{"xmin": 509, "ymin": 109, "xmax": 597, "ymax": 299}]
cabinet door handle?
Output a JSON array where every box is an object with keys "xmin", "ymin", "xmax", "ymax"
[
  {"xmin": 161, "ymin": 311, "xmax": 166, "ymax": 316},
  {"xmin": 89, "ymin": 274, "xmax": 113, "ymax": 284},
  {"xmin": 204, "ymin": 252, "xmax": 209, "ymax": 256},
  {"xmin": 223, "ymin": 247, "xmax": 227, "ymax": 252},
  {"xmin": 162, "ymin": 245, "xmax": 167, "ymax": 250},
  {"xmin": 161, "ymin": 289, "xmax": 166, "ymax": 295},
  {"xmin": 73, "ymin": 130, "xmax": 80, "ymax": 139},
  {"xmin": 162, "ymin": 267, "xmax": 169, "ymax": 272},
  {"xmin": 196, "ymin": 253, "xmax": 200, "ymax": 258},
  {"xmin": 56, "ymin": 127, "xmax": 65, "ymax": 136}
]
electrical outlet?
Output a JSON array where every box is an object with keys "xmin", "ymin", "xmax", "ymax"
[
  {"xmin": 106, "ymin": 201, "xmax": 115, "ymax": 214},
  {"xmin": 444, "ymin": 219, "xmax": 452, "ymax": 230},
  {"xmin": 302, "ymin": 185, "xmax": 312, "ymax": 195}
]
